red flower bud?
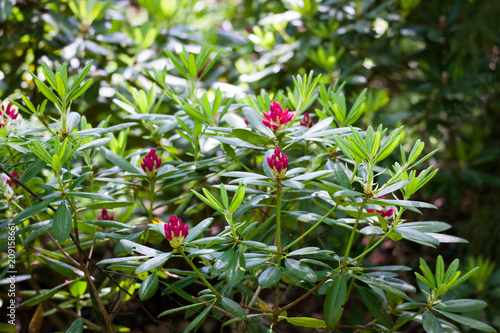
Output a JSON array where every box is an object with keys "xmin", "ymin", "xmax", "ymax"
[
  {"xmin": 3, "ymin": 171, "xmax": 23, "ymax": 190},
  {"xmin": 0, "ymin": 102, "xmax": 20, "ymax": 128},
  {"xmin": 97, "ymin": 209, "xmax": 114, "ymax": 220},
  {"xmin": 367, "ymin": 196, "xmax": 395, "ymax": 218},
  {"xmin": 141, "ymin": 149, "xmax": 161, "ymax": 178},
  {"xmin": 300, "ymin": 113, "xmax": 313, "ymax": 128},
  {"xmin": 267, "ymin": 147, "xmax": 288, "ymax": 179},
  {"xmin": 164, "ymin": 215, "xmax": 188, "ymax": 249},
  {"xmin": 262, "ymin": 101, "xmax": 295, "ymax": 132}
]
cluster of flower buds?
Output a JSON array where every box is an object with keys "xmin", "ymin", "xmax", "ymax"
[
  {"xmin": 141, "ymin": 148, "xmax": 162, "ymax": 178},
  {"xmin": 97, "ymin": 209, "xmax": 114, "ymax": 220},
  {"xmin": 267, "ymin": 147, "xmax": 288, "ymax": 180},
  {"xmin": 367, "ymin": 196, "xmax": 395, "ymax": 218},
  {"xmin": 0, "ymin": 102, "xmax": 19, "ymax": 128},
  {"xmin": 300, "ymin": 113, "xmax": 314, "ymax": 128},
  {"xmin": 164, "ymin": 215, "xmax": 188, "ymax": 249},
  {"xmin": 3, "ymin": 171, "xmax": 23, "ymax": 190},
  {"xmin": 262, "ymin": 101, "xmax": 294, "ymax": 132}
]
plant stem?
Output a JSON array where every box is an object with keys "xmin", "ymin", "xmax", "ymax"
[
  {"xmin": 342, "ymin": 199, "xmax": 366, "ymax": 265},
  {"xmin": 180, "ymin": 250, "xmax": 220, "ymax": 298},
  {"xmin": 284, "ymin": 201, "xmax": 339, "ymax": 251}
]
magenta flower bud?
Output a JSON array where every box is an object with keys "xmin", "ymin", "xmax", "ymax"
[
  {"xmin": 300, "ymin": 113, "xmax": 313, "ymax": 128},
  {"xmin": 262, "ymin": 101, "xmax": 295, "ymax": 132},
  {"xmin": 267, "ymin": 147, "xmax": 288, "ymax": 179},
  {"xmin": 141, "ymin": 148, "xmax": 162, "ymax": 178},
  {"xmin": 367, "ymin": 196, "xmax": 395, "ymax": 218},
  {"xmin": 4, "ymin": 171, "xmax": 23, "ymax": 190},
  {"xmin": 97, "ymin": 209, "xmax": 114, "ymax": 221},
  {"xmin": 164, "ymin": 215, "xmax": 189, "ymax": 249},
  {"xmin": 0, "ymin": 102, "xmax": 20, "ymax": 128}
]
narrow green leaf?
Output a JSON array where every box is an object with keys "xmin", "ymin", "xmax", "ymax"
[
  {"xmin": 324, "ymin": 274, "xmax": 347, "ymax": 328},
  {"xmin": 135, "ymin": 253, "xmax": 172, "ymax": 274},
  {"xmin": 285, "ymin": 259, "xmax": 316, "ymax": 283},
  {"xmin": 66, "ymin": 318, "xmax": 83, "ymax": 333},
  {"xmin": 52, "ymin": 201, "xmax": 72, "ymax": 243},
  {"xmin": 434, "ymin": 299, "xmax": 487, "ymax": 313},
  {"xmin": 285, "ymin": 317, "xmax": 327, "ymax": 328},
  {"xmin": 138, "ymin": 273, "xmax": 159, "ymax": 300},
  {"xmin": 358, "ymin": 286, "xmax": 393, "ymax": 327},
  {"xmin": 258, "ymin": 266, "xmax": 282, "ymax": 289},
  {"xmin": 422, "ymin": 310, "xmax": 443, "ymax": 333},
  {"xmin": 437, "ymin": 311, "xmax": 496, "ymax": 333},
  {"xmin": 98, "ymin": 147, "xmax": 141, "ymax": 174},
  {"xmin": 221, "ymin": 297, "xmax": 246, "ymax": 318},
  {"xmin": 13, "ymin": 196, "xmax": 58, "ymax": 224},
  {"xmin": 184, "ymin": 218, "xmax": 212, "ymax": 243},
  {"xmin": 220, "ymin": 184, "xmax": 229, "ymax": 209},
  {"xmin": 435, "ymin": 255, "xmax": 445, "ymax": 286},
  {"xmin": 20, "ymin": 279, "xmax": 76, "ymax": 308},
  {"xmin": 184, "ymin": 305, "xmax": 212, "ymax": 333}
]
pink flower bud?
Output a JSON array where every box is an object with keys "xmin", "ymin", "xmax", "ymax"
[
  {"xmin": 3, "ymin": 171, "xmax": 23, "ymax": 190},
  {"xmin": 164, "ymin": 215, "xmax": 188, "ymax": 249},
  {"xmin": 141, "ymin": 149, "xmax": 162, "ymax": 178},
  {"xmin": 0, "ymin": 102, "xmax": 20, "ymax": 128},
  {"xmin": 300, "ymin": 113, "xmax": 314, "ymax": 128},
  {"xmin": 267, "ymin": 147, "xmax": 288, "ymax": 179},
  {"xmin": 97, "ymin": 209, "xmax": 114, "ymax": 220},
  {"xmin": 262, "ymin": 101, "xmax": 295, "ymax": 133},
  {"xmin": 367, "ymin": 196, "xmax": 395, "ymax": 218}
]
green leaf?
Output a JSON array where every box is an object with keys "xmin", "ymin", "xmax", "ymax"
[
  {"xmin": 98, "ymin": 147, "xmax": 141, "ymax": 174},
  {"xmin": 184, "ymin": 305, "xmax": 212, "ymax": 333},
  {"xmin": 324, "ymin": 274, "xmax": 347, "ymax": 328},
  {"xmin": 285, "ymin": 317, "xmax": 327, "ymax": 328},
  {"xmin": 220, "ymin": 297, "xmax": 246, "ymax": 318},
  {"xmin": 184, "ymin": 218, "xmax": 212, "ymax": 243},
  {"xmin": 20, "ymin": 279, "xmax": 76, "ymax": 307},
  {"xmin": 434, "ymin": 299, "xmax": 487, "ymax": 313},
  {"xmin": 435, "ymin": 255, "xmax": 445, "ymax": 286},
  {"xmin": 395, "ymin": 228, "xmax": 439, "ymax": 248},
  {"xmin": 135, "ymin": 253, "xmax": 172, "ymax": 274},
  {"xmin": 419, "ymin": 258, "xmax": 437, "ymax": 288},
  {"xmin": 233, "ymin": 128, "xmax": 271, "ymax": 145},
  {"xmin": 285, "ymin": 259, "xmax": 316, "ymax": 283},
  {"xmin": 33, "ymin": 77, "xmax": 61, "ymax": 105},
  {"xmin": 83, "ymin": 201, "xmax": 134, "ymax": 209},
  {"xmin": 66, "ymin": 318, "xmax": 83, "ymax": 333},
  {"xmin": 211, "ymin": 250, "xmax": 234, "ymax": 278},
  {"xmin": 86, "ymin": 220, "xmax": 131, "ymax": 229},
  {"xmin": 437, "ymin": 311, "xmax": 496, "ymax": 333},
  {"xmin": 258, "ymin": 266, "xmax": 282, "ymax": 288},
  {"xmin": 443, "ymin": 259, "xmax": 460, "ymax": 284},
  {"xmin": 68, "ymin": 79, "xmax": 93, "ymax": 101},
  {"xmin": 448, "ymin": 267, "xmax": 478, "ymax": 290},
  {"xmin": 422, "ymin": 310, "xmax": 443, "ymax": 333},
  {"xmin": 68, "ymin": 192, "xmax": 114, "ymax": 201},
  {"xmin": 358, "ymin": 286, "xmax": 393, "ymax": 328},
  {"xmin": 120, "ymin": 239, "xmax": 164, "ymax": 256},
  {"xmin": 220, "ymin": 184, "xmax": 229, "ymax": 209},
  {"xmin": 69, "ymin": 281, "xmax": 87, "ymax": 297},
  {"xmin": 19, "ymin": 159, "xmax": 46, "ymax": 184},
  {"xmin": 158, "ymin": 303, "xmax": 203, "ymax": 317},
  {"xmin": 52, "ymin": 201, "xmax": 72, "ymax": 243},
  {"xmin": 229, "ymin": 184, "xmax": 246, "ymax": 213},
  {"xmin": 138, "ymin": 273, "xmax": 159, "ymax": 300},
  {"xmin": 242, "ymin": 107, "xmax": 274, "ymax": 137},
  {"xmin": 226, "ymin": 250, "xmax": 245, "ymax": 287},
  {"xmin": 13, "ymin": 196, "xmax": 58, "ymax": 224}
]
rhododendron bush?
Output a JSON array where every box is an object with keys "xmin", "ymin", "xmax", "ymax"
[{"xmin": 0, "ymin": 55, "xmax": 495, "ymax": 332}]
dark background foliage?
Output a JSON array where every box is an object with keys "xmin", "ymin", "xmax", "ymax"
[{"xmin": 1, "ymin": 0, "xmax": 499, "ymax": 331}]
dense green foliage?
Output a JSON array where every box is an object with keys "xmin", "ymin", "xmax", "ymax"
[{"xmin": 0, "ymin": 0, "xmax": 499, "ymax": 332}]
